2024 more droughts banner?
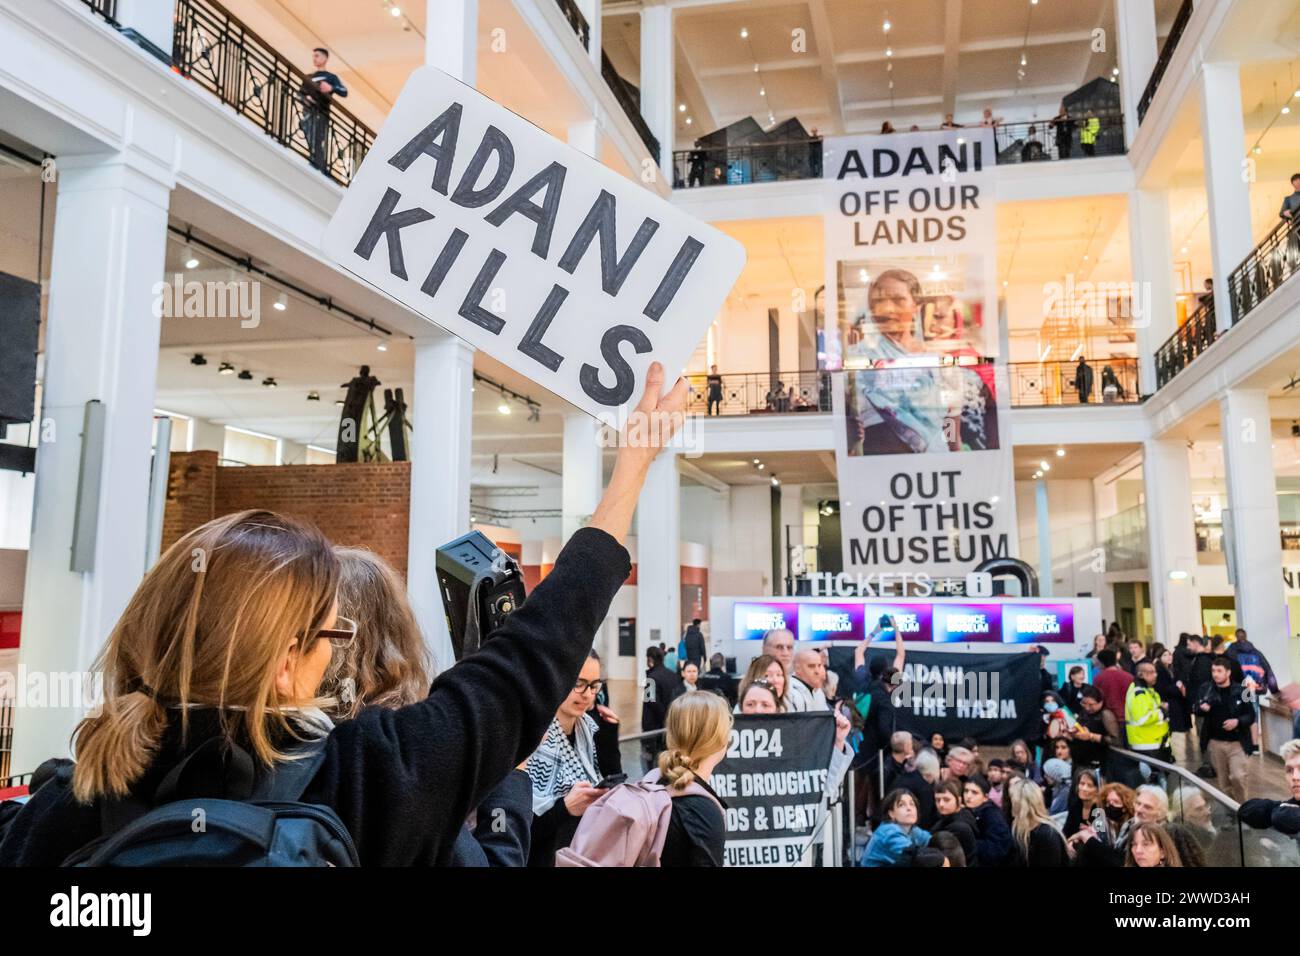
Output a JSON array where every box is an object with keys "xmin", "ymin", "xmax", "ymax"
[
  {"xmin": 822, "ymin": 129, "xmax": 1015, "ymax": 579},
  {"xmin": 712, "ymin": 713, "xmax": 836, "ymax": 867}
]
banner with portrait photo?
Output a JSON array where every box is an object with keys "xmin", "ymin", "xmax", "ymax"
[{"xmin": 822, "ymin": 128, "xmax": 1016, "ymax": 579}]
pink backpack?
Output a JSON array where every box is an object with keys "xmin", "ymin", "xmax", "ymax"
[{"xmin": 555, "ymin": 770, "xmax": 721, "ymax": 867}]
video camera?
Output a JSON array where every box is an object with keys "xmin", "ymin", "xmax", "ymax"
[{"xmin": 436, "ymin": 530, "xmax": 527, "ymax": 662}]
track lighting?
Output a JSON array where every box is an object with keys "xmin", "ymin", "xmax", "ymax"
[
  {"xmin": 238, "ymin": 370, "xmax": 253, "ymax": 381},
  {"xmin": 219, "ymin": 362, "xmax": 235, "ymax": 375},
  {"xmin": 190, "ymin": 353, "xmax": 207, "ymax": 366}
]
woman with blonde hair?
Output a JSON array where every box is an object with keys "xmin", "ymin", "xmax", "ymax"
[
  {"xmin": 0, "ymin": 361, "xmax": 686, "ymax": 867},
  {"xmin": 652, "ymin": 691, "xmax": 733, "ymax": 866},
  {"xmin": 737, "ymin": 654, "xmax": 787, "ymax": 712},
  {"xmin": 1008, "ymin": 776, "xmax": 1067, "ymax": 866}
]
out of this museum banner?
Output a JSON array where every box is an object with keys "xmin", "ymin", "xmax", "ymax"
[{"xmin": 822, "ymin": 128, "xmax": 1015, "ymax": 579}]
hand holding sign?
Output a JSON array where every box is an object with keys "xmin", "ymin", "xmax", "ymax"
[{"xmin": 323, "ymin": 67, "xmax": 745, "ymax": 421}]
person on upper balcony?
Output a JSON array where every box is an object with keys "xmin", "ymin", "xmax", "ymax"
[
  {"xmin": 1279, "ymin": 173, "xmax": 1300, "ymax": 223},
  {"xmin": 301, "ymin": 47, "xmax": 348, "ymax": 174}
]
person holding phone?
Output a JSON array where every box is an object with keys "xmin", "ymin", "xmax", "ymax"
[{"xmin": 524, "ymin": 651, "xmax": 611, "ymax": 866}]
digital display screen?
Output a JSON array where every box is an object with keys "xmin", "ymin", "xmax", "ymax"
[
  {"xmin": 863, "ymin": 603, "xmax": 933, "ymax": 642},
  {"xmin": 932, "ymin": 604, "xmax": 1002, "ymax": 643},
  {"xmin": 733, "ymin": 602, "xmax": 800, "ymax": 641},
  {"xmin": 1002, "ymin": 604, "xmax": 1075, "ymax": 644},
  {"xmin": 798, "ymin": 603, "xmax": 866, "ymax": 642}
]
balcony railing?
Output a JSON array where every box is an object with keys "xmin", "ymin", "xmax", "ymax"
[
  {"xmin": 991, "ymin": 117, "xmax": 1125, "ymax": 163},
  {"xmin": 1137, "ymin": 0, "xmax": 1194, "ymax": 124},
  {"xmin": 601, "ymin": 51, "xmax": 660, "ymax": 160},
  {"xmin": 172, "ymin": 0, "xmax": 375, "ymax": 187},
  {"xmin": 1228, "ymin": 218, "xmax": 1300, "ymax": 326},
  {"xmin": 1155, "ymin": 299, "xmax": 1217, "ymax": 389},
  {"xmin": 687, "ymin": 371, "xmax": 830, "ymax": 417},
  {"xmin": 79, "ymin": 0, "xmax": 118, "ymax": 24},
  {"xmin": 553, "ymin": 0, "xmax": 590, "ymax": 50},
  {"xmin": 1007, "ymin": 358, "xmax": 1140, "ymax": 407},
  {"xmin": 673, "ymin": 117, "xmax": 1125, "ymax": 189}
]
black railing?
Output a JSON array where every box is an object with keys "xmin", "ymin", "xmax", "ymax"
[
  {"xmin": 674, "ymin": 139, "xmax": 823, "ymax": 188},
  {"xmin": 1007, "ymin": 358, "xmax": 1140, "ymax": 406},
  {"xmin": 79, "ymin": 0, "xmax": 118, "ymax": 24},
  {"xmin": 992, "ymin": 117, "xmax": 1125, "ymax": 163},
  {"xmin": 1155, "ymin": 300, "xmax": 1217, "ymax": 388},
  {"xmin": 0, "ymin": 697, "xmax": 12, "ymax": 782},
  {"xmin": 554, "ymin": 0, "xmax": 591, "ymax": 50},
  {"xmin": 172, "ymin": 0, "xmax": 376, "ymax": 187},
  {"xmin": 688, "ymin": 371, "xmax": 830, "ymax": 416},
  {"xmin": 1228, "ymin": 218, "xmax": 1300, "ymax": 326},
  {"xmin": 1137, "ymin": 0, "xmax": 1194, "ymax": 123},
  {"xmin": 601, "ymin": 51, "xmax": 660, "ymax": 160}
]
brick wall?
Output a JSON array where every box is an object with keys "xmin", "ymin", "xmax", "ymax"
[{"xmin": 163, "ymin": 452, "xmax": 412, "ymax": 577}]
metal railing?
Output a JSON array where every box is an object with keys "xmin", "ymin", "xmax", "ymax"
[
  {"xmin": 1228, "ymin": 218, "xmax": 1300, "ymax": 326},
  {"xmin": 688, "ymin": 371, "xmax": 830, "ymax": 417},
  {"xmin": 0, "ymin": 697, "xmax": 12, "ymax": 781},
  {"xmin": 601, "ymin": 51, "xmax": 660, "ymax": 160},
  {"xmin": 79, "ymin": 0, "xmax": 118, "ymax": 24},
  {"xmin": 1155, "ymin": 299, "xmax": 1217, "ymax": 388},
  {"xmin": 553, "ymin": 0, "xmax": 590, "ymax": 50},
  {"xmin": 1137, "ymin": 0, "xmax": 1194, "ymax": 123},
  {"xmin": 673, "ymin": 139, "xmax": 823, "ymax": 188},
  {"xmin": 172, "ymin": 0, "xmax": 376, "ymax": 186},
  {"xmin": 991, "ymin": 117, "xmax": 1125, "ymax": 163},
  {"xmin": 1007, "ymin": 357, "xmax": 1140, "ymax": 406}
]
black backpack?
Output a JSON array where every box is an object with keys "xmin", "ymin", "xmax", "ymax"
[{"xmin": 63, "ymin": 738, "xmax": 358, "ymax": 867}]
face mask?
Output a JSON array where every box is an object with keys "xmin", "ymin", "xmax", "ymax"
[
  {"xmin": 1105, "ymin": 805, "xmax": 1126, "ymax": 822},
  {"xmin": 1044, "ymin": 701, "xmax": 1059, "ymax": 713}
]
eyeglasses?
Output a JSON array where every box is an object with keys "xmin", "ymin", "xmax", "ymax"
[
  {"xmin": 315, "ymin": 615, "xmax": 358, "ymax": 646},
  {"xmin": 573, "ymin": 679, "xmax": 604, "ymax": 696}
]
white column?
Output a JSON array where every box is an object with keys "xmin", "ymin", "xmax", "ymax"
[
  {"xmin": 114, "ymin": 0, "xmax": 174, "ymax": 54},
  {"xmin": 407, "ymin": 334, "xmax": 474, "ymax": 671},
  {"xmin": 1198, "ymin": 62, "xmax": 1253, "ymax": 333},
  {"xmin": 562, "ymin": 412, "xmax": 602, "ymax": 543},
  {"xmin": 778, "ymin": 483, "xmax": 803, "ymax": 593},
  {"xmin": 1127, "ymin": 188, "xmax": 1175, "ymax": 394},
  {"xmin": 636, "ymin": 452, "xmax": 680, "ymax": 661},
  {"xmin": 639, "ymin": 0, "xmax": 675, "ymax": 176},
  {"xmin": 1036, "ymin": 479, "xmax": 1053, "ymax": 597},
  {"xmin": 13, "ymin": 155, "xmax": 171, "ymax": 769},
  {"xmin": 427, "ymin": 0, "xmax": 478, "ymax": 84},
  {"xmin": 1141, "ymin": 439, "xmax": 1201, "ymax": 646},
  {"xmin": 1114, "ymin": 0, "xmax": 1158, "ymax": 144},
  {"xmin": 575, "ymin": 0, "xmax": 602, "ymax": 70},
  {"xmin": 1219, "ymin": 389, "xmax": 1290, "ymax": 685}
]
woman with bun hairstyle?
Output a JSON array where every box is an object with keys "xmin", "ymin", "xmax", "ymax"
[
  {"xmin": 652, "ymin": 691, "xmax": 733, "ymax": 866},
  {"xmin": 0, "ymin": 365, "xmax": 686, "ymax": 867}
]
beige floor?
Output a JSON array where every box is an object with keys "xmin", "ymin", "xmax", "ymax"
[{"xmin": 607, "ymin": 679, "xmax": 641, "ymax": 734}]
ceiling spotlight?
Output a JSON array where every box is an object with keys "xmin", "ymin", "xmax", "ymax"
[
  {"xmin": 1055, "ymin": 447, "xmax": 1065, "ymax": 457},
  {"xmin": 759, "ymin": 87, "xmax": 766, "ymax": 96},
  {"xmin": 390, "ymin": 5, "xmax": 402, "ymax": 16},
  {"xmin": 335, "ymin": 399, "xmax": 345, "ymax": 407},
  {"xmin": 752, "ymin": 458, "xmax": 760, "ymax": 465},
  {"xmin": 497, "ymin": 395, "xmax": 511, "ymax": 414},
  {"xmin": 740, "ymin": 27, "xmax": 749, "ymax": 38},
  {"xmin": 262, "ymin": 377, "xmax": 277, "ymax": 389},
  {"xmin": 885, "ymin": 46, "xmax": 893, "ymax": 57},
  {"xmin": 1039, "ymin": 460, "xmax": 1051, "ymax": 471},
  {"xmin": 882, "ymin": 18, "xmax": 891, "ymax": 32},
  {"xmin": 1285, "ymin": 106, "xmax": 1292, "ymax": 115},
  {"xmin": 1020, "ymin": 53, "xmax": 1027, "ymax": 67},
  {"xmin": 859, "ymin": 268, "xmax": 869, "ymax": 281},
  {"xmin": 238, "ymin": 369, "xmax": 253, "ymax": 381},
  {"xmin": 757, "ymin": 462, "xmax": 765, "ymax": 470},
  {"xmin": 184, "ymin": 247, "xmax": 199, "ymax": 270},
  {"xmin": 190, "ymin": 353, "xmax": 207, "ymax": 366},
  {"xmin": 771, "ymin": 475, "xmax": 780, "ymax": 487},
  {"xmin": 679, "ymin": 103, "xmax": 686, "ymax": 112},
  {"xmin": 307, "ymin": 391, "xmax": 320, "ymax": 401},
  {"xmin": 1253, "ymin": 145, "xmax": 1262, "ymax": 154},
  {"xmin": 685, "ymin": 117, "xmax": 693, "ymax": 125},
  {"xmin": 377, "ymin": 343, "xmax": 387, "ymax": 351},
  {"xmin": 1112, "ymin": 67, "xmax": 1120, "ymax": 76},
  {"xmin": 274, "ymin": 292, "xmax": 287, "ymax": 311},
  {"xmin": 218, "ymin": 362, "xmax": 235, "ymax": 375},
  {"xmin": 1033, "ymin": 470, "xmax": 1042, "ymax": 479}
]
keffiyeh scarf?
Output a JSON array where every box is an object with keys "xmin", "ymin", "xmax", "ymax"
[{"xmin": 524, "ymin": 713, "xmax": 601, "ymax": 815}]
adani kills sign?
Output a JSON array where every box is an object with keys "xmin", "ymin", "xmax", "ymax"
[{"xmin": 324, "ymin": 67, "xmax": 745, "ymax": 421}]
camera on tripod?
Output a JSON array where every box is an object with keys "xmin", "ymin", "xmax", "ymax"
[{"xmin": 435, "ymin": 531, "xmax": 527, "ymax": 662}]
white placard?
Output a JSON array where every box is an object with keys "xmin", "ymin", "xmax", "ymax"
[{"xmin": 322, "ymin": 67, "xmax": 746, "ymax": 420}]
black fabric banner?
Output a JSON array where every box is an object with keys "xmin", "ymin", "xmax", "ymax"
[
  {"xmin": 828, "ymin": 646, "xmax": 1041, "ymax": 745},
  {"xmin": 711, "ymin": 712, "xmax": 836, "ymax": 867}
]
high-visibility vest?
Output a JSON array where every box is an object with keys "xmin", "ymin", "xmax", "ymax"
[
  {"xmin": 1124, "ymin": 683, "xmax": 1168, "ymax": 750},
  {"xmin": 1080, "ymin": 117, "xmax": 1101, "ymax": 145}
]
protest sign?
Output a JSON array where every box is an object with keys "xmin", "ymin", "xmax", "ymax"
[{"xmin": 323, "ymin": 67, "xmax": 746, "ymax": 421}]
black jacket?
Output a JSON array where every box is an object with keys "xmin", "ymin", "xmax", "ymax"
[
  {"xmin": 682, "ymin": 626, "xmax": 707, "ymax": 668},
  {"xmin": 1197, "ymin": 680, "xmax": 1255, "ymax": 748},
  {"xmin": 697, "ymin": 667, "xmax": 737, "ymax": 707},
  {"xmin": 1020, "ymin": 822, "xmax": 1069, "ymax": 867},
  {"xmin": 1155, "ymin": 665, "xmax": 1189, "ymax": 732},
  {"xmin": 301, "ymin": 69, "xmax": 348, "ymax": 108},
  {"xmin": 660, "ymin": 777, "xmax": 727, "ymax": 866},
  {"xmin": 0, "ymin": 527, "xmax": 629, "ymax": 867},
  {"xmin": 448, "ymin": 770, "xmax": 533, "ymax": 867},
  {"xmin": 931, "ymin": 807, "xmax": 978, "ymax": 863},
  {"xmin": 970, "ymin": 800, "xmax": 1016, "ymax": 867},
  {"xmin": 642, "ymin": 665, "xmax": 683, "ymax": 734},
  {"xmin": 890, "ymin": 767, "xmax": 937, "ymax": 830}
]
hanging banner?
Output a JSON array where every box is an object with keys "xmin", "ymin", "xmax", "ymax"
[
  {"xmin": 821, "ymin": 129, "xmax": 1015, "ymax": 578},
  {"xmin": 323, "ymin": 67, "xmax": 746, "ymax": 422},
  {"xmin": 828, "ymin": 646, "xmax": 1042, "ymax": 745},
  {"xmin": 712, "ymin": 713, "xmax": 836, "ymax": 867}
]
